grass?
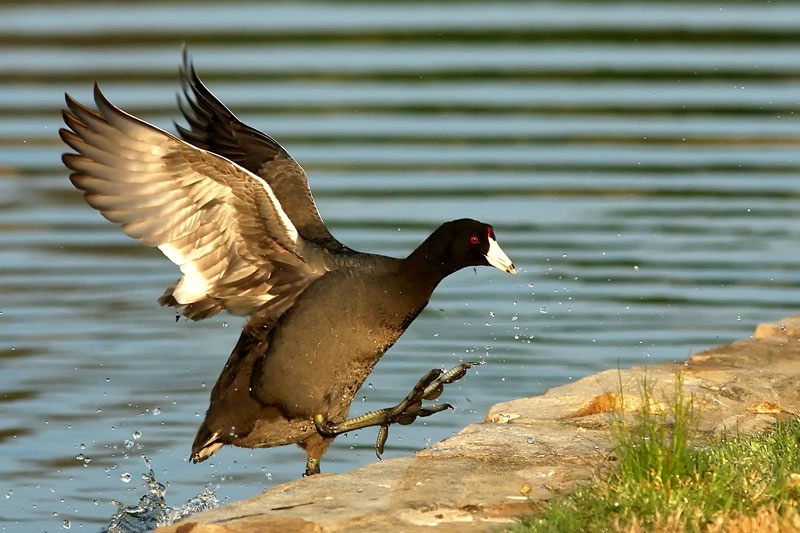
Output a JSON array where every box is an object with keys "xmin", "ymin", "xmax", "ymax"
[{"xmin": 506, "ymin": 374, "xmax": 800, "ymax": 533}]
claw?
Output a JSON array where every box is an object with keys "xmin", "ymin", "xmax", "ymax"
[
  {"xmin": 417, "ymin": 403, "xmax": 453, "ymax": 418},
  {"xmin": 375, "ymin": 425, "xmax": 389, "ymax": 459}
]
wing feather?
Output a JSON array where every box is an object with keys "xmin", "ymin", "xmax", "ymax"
[
  {"xmin": 61, "ymin": 84, "xmax": 327, "ymax": 320},
  {"xmin": 177, "ymin": 48, "xmax": 347, "ymax": 252}
]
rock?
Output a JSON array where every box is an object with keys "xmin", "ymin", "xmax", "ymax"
[
  {"xmin": 753, "ymin": 315, "xmax": 800, "ymax": 339},
  {"xmin": 158, "ymin": 316, "xmax": 800, "ymax": 533}
]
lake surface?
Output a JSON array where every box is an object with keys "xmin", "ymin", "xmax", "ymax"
[{"xmin": 2, "ymin": 1, "xmax": 800, "ymax": 530}]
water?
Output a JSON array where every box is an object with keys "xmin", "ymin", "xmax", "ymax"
[
  {"xmin": 2, "ymin": 1, "xmax": 800, "ymax": 530},
  {"xmin": 101, "ymin": 461, "xmax": 218, "ymax": 533}
]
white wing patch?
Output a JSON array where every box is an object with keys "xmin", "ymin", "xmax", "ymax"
[
  {"xmin": 248, "ymin": 171, "xmax": 299, "ymax": 246},
  {"xmin": 159, "ymin": 242, "xmax": 212, "ymax": 303},
  {"xmin": 62, "ymin": 86, "xmax": 320, "ymax": 320}
]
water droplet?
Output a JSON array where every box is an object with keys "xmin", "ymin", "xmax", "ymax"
[
  {"xmin": 79, "ymin": 443, "xmax": 86, "ymax": 450},
  {"xmin": 222, "ymin": 321, "xmax": 228, "ymax": 328},
  {"xmin": 488, "ymin": 311, "xmax": 495, "ymax": 318},
  {"xmin": 76, "ymin": 454, "xmax": 85, "ymax": 461},
  {"xmin": 132, "ymin": 431, "xmax": 142, "ymax": 440},
  {"xmin": 633, "ymin": 265, "xmax": 639, "ymax": 271},
  {"xmin": 265, "ymin": 472, "xmax": 272, "ymax": 480},
  {"xmin": 120, "ymin": 472, "xmax": 132, "ymax": 483},
  {"xmin": 527, "ymin": 437, "xmax": 535, "ymax": 445},
  {"xmin": 61, "ymin": 520, "xmax": 71, "ymax": 529},
  {"xmin": 107, "ymin": 466, "xmax": 219, "ymax": 529},
  {"xmin": 152, "ymin": 406, "xmax": 162, "ymax": 416},
  {"xmin": 124, "ymin": 440, "xmax": 134, "ymax": 449},
  {"xmin": 5, "ymin": 490, "xmax": 12, "ymax": 499}
]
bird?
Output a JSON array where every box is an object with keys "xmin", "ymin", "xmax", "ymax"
[{"xmin": 60, "ymin": 50, "xmax": 517, "ymax": 476}]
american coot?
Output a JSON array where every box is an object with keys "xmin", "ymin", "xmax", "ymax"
[{"xmin": 60, "ymin": 52, "xmax": 517, "ymax": 476}]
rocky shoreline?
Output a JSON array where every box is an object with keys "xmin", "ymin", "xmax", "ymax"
[{"xmin": 159, "ymin": 316, "xmax": 800, "ymax": 533}]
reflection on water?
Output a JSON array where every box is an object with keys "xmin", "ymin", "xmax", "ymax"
[{"xmin": 2, "ymin": 1, "xmax": 800, "ymax": 530}]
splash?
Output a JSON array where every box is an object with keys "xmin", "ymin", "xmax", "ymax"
[{"xmin": 102, "ymin": 460, "xmax": 218, "ymax": 533}]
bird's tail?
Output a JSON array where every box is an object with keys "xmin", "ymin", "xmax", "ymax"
[{"xmin": 191, "ymin": 423, "xmax": 224, "ymax": 463}]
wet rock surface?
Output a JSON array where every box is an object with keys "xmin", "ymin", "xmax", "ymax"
[{"xmin": 158, "ymin": 316, "xmax": 800, "ymax": 533}]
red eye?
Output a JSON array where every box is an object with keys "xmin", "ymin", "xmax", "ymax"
[{"xmin": 470, "ymin": 235, "xmax": 480, "ymax": 245}]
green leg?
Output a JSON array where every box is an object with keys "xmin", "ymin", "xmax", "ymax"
[{"xmin": 314, "ymin": 361, "xmax": 481, "ymax": 458}]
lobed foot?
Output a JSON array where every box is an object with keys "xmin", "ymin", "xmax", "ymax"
[{"xmin": 314, "ymin": 361, "xmax": 482, "ymax": 458}]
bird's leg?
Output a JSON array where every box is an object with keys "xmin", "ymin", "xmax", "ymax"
[
  {"xmin": 298, "ymin": 432, "xmax": 333, "ymax": 477},
  {"xmin": 304, "ymin": 457, "xmax": 320, "ymax": 477},
  {"xmin": 314, "ymin": 361, "xmax": 482, "ymax": 458}
]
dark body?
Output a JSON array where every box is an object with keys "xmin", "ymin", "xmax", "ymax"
[
  {"xmin": 60, "ymin": 50, "xmax": 516, "ymax": 474},
  {"xmin": 193, "ymin": 234, "xmax": 478, "ymax": 465}
]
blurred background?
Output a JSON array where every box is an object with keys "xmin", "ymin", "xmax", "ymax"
[{"xmin": 2, "ymin": 1, "xmax": 800, "ymax": 530}]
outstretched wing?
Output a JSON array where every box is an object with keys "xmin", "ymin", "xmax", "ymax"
[
  {"xmin": 61, "ymin": 84, "xmax": 327, "ymax": 320},
  {"xmin": 177, "ymin": 48, "xmax": 346, "ymax": 252}
]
